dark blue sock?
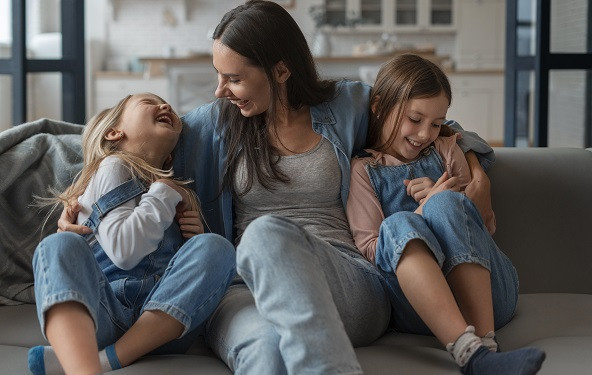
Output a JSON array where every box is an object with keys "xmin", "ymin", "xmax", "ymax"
[{"xmin": 462, "ymin": 345, "xmax": 546, "ymax": 375}]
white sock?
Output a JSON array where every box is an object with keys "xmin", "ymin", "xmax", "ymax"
[
  {"xmin": 445, "ymin": 325, "xmax": 484, "ymax": 367},
  {"xmin": 98, "ymin": 349, "xmax": 113, "ymax": 372},
  {"xmin": 481, "ymin": 331, "xmax": 498, "ymax": 352}
]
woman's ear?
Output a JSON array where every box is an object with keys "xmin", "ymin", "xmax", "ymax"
[
  {"xmin": 370, "ymin": 95, "xmax": 381, "ymax": 117},
  {"xmin": 105, "ymin": 128, "xmax": 124, "ymax": 141},
  {"xmin": 274, "ymin": 61, "xmax": 291, "ymax": 84}
]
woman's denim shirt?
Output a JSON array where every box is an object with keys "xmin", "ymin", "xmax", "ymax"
[{"xmin": 174, "ymin": 80, "xmax": 495, "ymax": 242}]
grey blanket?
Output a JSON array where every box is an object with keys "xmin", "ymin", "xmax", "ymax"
[{"xmin": 0, "ymin": 118, "xmax": 84, "ymax": 305}]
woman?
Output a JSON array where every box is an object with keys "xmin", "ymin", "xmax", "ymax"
[{"xmin": 60, "ymin": 1, "xmax": 496, "ymax": 373}]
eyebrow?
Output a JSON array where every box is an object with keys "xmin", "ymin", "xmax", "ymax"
[{"xmin": 212, "ymin": 67, "xmax": 239, "ymax": 78}]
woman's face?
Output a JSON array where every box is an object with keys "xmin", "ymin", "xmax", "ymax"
[{"xmin": 212, "ymin": 39, "xmax": 272, "ymax": 117}]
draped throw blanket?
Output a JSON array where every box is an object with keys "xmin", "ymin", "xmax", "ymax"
[{"xmin": 0, "ymin": 119, "xmax": 84, "ymax": 305}]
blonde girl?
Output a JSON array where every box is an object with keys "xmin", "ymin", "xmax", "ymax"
[
  {"xmin": 28, "ymin": 93, "xmax": 235, "ymax": 375},
  {"xmin": 347, "ymin": 55, "xmax": 546, "ymax": 375}
]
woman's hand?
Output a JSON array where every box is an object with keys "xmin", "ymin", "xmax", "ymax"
[
  {"xmin": 57, "ymin": 199, "xmax": 92, "ymax": 234},
  {"xmin": 176, "ymin": 210, "xmax": 205, "ymax": 239},
  {"xmin": 414, "ymin": 172, "xmax": 461, "ymax": 215},
  {"xmin": 404, "ymin": 177, "xmax": 436, "ymax": 203},
  {"xmin": 464, "ymin": 152, "xmax": 496, "ymax": 235}
]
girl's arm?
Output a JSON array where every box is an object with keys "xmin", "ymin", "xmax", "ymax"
[
  {"xmin": 346, "ymin": 158, "xmax": 385, "ymax": 264},
  {"xmin": 85, "ymin": 157, "xmax": 182, "ymax": 270}
]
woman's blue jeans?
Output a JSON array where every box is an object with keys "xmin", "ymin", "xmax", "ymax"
[{"xmin": 206, "ymin": 215, "xmax": 390, "ymax": 375}]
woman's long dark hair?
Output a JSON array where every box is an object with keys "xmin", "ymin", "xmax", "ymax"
[{"xmin": 213, "ymin": 0, "xmax": 336, "ymax": 196}]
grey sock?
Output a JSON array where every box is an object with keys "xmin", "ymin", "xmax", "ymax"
[
  {"xmin": 481, "ymin": 331, "xmax": 498, "ymax": 352},
  {"xmin": 446, "ymin": 325, "xmax": 483, "ymax": 367}
]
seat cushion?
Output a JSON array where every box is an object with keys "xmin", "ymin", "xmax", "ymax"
[{"xmin": 497, "ymin": 294, "xmax": 592, "ymax": 350}]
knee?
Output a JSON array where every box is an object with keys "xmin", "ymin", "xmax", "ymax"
[
  {"xmin": 380, "ymin": 211, "xmax": 425, "ymax": 235},
  {"xmin": 34, "ymin": 232, "xmax": 92, "ymax": 267},
  {"xmin": 182, "ymin": 233, "xmax": 236, "ymax": 271},
  {"xmin": 237, "ymin": 215, "xmax": 297, "ymax": 264},
  {"xmin": 422, "ymin": 190, "xmax": 465, "ymax": 219}
]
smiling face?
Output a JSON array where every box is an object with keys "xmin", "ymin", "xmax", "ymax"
[
  {"xmin": 381, "ymin": 92, "xmax": 449, "ymax": 163},
  {"xmin": 114, "ymin": 93, "xmax": 182, "ymax": 168},
  {"xmin": 212, "ymin": 39, "xmax": 272, "ymax": 117}
]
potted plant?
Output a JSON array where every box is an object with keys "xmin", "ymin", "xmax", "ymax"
[{"xmin": 308, "ymin": 4, "xmax": 331, "ymax": 57}]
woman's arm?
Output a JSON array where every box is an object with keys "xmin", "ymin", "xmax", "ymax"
[
  {"xmin": 447, "ymin": 120, "xmax": 496, "ymax": 170},
  {"xmin": 464, "ymin": 151, "xmax": 496, "ymax": 234}
]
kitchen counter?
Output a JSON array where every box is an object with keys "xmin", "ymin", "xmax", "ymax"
[{"xmin": 135, "ymin": 48, "xmax": 449, "ymax": 78}]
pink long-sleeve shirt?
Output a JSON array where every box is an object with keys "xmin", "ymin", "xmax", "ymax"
[{"xmin": 346, "ymin": 135, "xmax": 485, "ymax": 264}]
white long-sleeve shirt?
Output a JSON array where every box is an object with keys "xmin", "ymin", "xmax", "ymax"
[{"xmin": 77, "ymin": 156, "xmax": 182, "ymax": 270}]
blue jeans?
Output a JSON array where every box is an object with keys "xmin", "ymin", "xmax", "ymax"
[
  {"xmin": 33, "ymin": 232, "xmax": 236, "ymax": 352},
  {"xmin": 206, "ymin": 215, "xmax": 390, "ymax": 375},
  {"xmin": 375, "ymin": 190, "xmax": 519, "ymax": 335}
]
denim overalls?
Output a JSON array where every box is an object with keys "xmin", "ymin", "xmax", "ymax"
[
  {"xmin": 82, "ymin": 178, "xmax": 182, "ymax": 304},
  {"xmin": 33, "ymin": 178, "xmax": 236, "ymax": 351},
  {"xmin": 363, "ymin": 146, "xmax": 519, "ymax": 335}
]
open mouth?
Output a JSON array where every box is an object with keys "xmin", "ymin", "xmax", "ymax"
[
  {"xmin": 156, "ymin": 113, "xmax": 174, "ymax": 127},
  {"xmin": 230, "ymin": 99, "xmax": 249, "ymax": 108}
]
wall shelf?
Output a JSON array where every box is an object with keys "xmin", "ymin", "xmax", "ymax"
[{"xmin": 108, "ymin": 0, "xmax": 190, "ymax": 22}]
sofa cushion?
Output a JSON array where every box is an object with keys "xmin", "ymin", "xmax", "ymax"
[{"xmin": 489, "ymin": 148, "xmax": 592, "ymax": 294}]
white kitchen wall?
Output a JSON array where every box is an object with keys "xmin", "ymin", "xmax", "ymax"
[{"xmin": 91, "ymin": 0, "xmax": 454, "ymax": 72}]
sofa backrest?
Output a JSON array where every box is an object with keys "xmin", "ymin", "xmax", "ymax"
[{"xmin": 489, "ymin": 147, "xmax": 592, "ymax": 294}]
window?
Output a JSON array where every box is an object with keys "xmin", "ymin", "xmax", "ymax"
[
  {"xmin": 324, "ymin": 0, "xmax": 454, "ymax": 32},
  {"xmin": 0, "ymin": 0, "xmax": 85, "ymax": 126}
]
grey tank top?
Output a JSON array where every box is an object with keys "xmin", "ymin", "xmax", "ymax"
[{"xmin": 233, "ymin": 137, "xmax": 356, "ymax": 251}]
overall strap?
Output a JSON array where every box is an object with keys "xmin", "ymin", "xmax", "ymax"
[{"xmin": 83, "ymin": 178, "xmax": 148, "ymax": 233}]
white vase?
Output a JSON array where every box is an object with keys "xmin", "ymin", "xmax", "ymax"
[{"xmin": 311, "ymin": 29, "xmax": 331, "ymax": 57}]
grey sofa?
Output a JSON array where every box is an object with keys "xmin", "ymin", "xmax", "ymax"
[{"xmin": 1, "ymin": 121, "xmax": 591, "ymax": 374}]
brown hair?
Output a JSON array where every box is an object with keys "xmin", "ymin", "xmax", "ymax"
[{"xmin": 367, "ymin": 54, "xmax": 454, "ymax": 152}]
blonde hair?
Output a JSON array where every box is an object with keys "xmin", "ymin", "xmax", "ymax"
[
  {"xmin": 367, "ymin": 54, "xmax": 455, "ymax": 152},
  {"xmin": 43, "ymin": 94, "xmax": 199, "ymax": 219}
]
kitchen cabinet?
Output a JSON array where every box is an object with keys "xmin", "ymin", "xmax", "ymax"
[
  {"xmin": 447, "ymin": 72, "xmax": 504, "ymax": 145},
  {"xmin": 93, "ymin": 73, "xmax": 168, "ymax": 116},
  {"xmin": 325, "ymin": 0, "xmax": 455, "ymax": 33},
  {"xmin": 454, "ymin": 0, "xmax": 505, "ymax": 70}
]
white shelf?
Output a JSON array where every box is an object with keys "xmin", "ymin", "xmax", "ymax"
[{"xmin": 108, "ymin": 0, "xmax": 190, "ymax": 21}]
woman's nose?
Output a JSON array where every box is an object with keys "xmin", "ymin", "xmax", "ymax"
[
  {"xmin": 215, "ymin": 77, "xmax": 228, "ymax": 98},
  {"xmin": 160, "ymin": 103, "xmax": 171, "ymax": 111}
]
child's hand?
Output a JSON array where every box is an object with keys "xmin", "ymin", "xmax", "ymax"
[
  {"xmin": 404, "ymin": 177, "xmax": 436, "ymax": 203},
  {"xmin": 57, "ymin": 199, "xmax": 92, "ymax": 235},
  {"xmin": 415, "ymin": 172, "xmax": 461, "ymax": 215},
  {"xmin": 176, "ymin": 210, "xmax": 205, "ymax": 239}
]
